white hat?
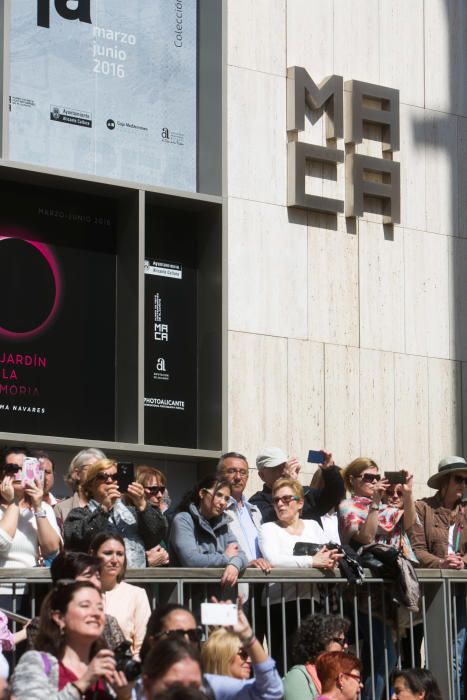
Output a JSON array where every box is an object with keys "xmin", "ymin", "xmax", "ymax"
[{"xmin": 256, "ymin": 447, "xmax": 288, "ymax": 470}]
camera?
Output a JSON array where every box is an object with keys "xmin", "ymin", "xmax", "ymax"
[{"xmin": 113, "ymin": 641, "xmax": 141, "ymax": 682}]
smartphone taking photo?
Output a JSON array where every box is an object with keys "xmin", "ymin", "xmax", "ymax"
[
  {"xmin": 117, "ymin": 462, "xmax": 135, "ymax": 493},
  {"xmin": 200, "ymin": 603, "xmax": 237, "ymax": 626},
  {"xmin": 384, "ymin": 471, "xmax": 406, "ymax": 485}
]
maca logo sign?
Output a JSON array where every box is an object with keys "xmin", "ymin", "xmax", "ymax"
[{"xmin": 37, "ymin": 0, "xmax": 92, "ymax": 29}]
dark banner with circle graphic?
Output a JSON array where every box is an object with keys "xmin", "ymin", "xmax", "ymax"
[{"xmin": 0, "ymin": 184, "xmax": 116, "ymax": 439}]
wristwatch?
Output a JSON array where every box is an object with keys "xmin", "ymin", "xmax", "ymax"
[
  {"xmin": 34, "ymin": 509, "xmax": 47, "ymax": 518},
  {"xmin": 369, "ymin": 503, "xmax": 379, "ymax": 512}
]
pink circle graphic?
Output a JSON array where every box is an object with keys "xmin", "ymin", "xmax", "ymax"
[{"xmin": 0, "ymin": 233, "xmax": 61, "ymax": 340}]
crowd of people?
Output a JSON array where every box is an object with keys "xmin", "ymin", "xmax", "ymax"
[{"xmin": 0, "ymin": 442, "xmax": 460, "ymax": 699}]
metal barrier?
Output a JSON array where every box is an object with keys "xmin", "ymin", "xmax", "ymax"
[{"xmin": 0, "ymin": 568, "xmax": 464, "ymax": 700}]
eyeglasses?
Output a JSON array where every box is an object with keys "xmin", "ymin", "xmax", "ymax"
[
  {"xmin": 225, "ymin": 468, "xmax": 248, "ymax": 477},
  {"xmin": 358, "ymin": 473, "xmax": 381, "ymax": 483},
  {"xmin": 94, "ymin": 472, "xmax": 118, "ymax": 483},
  {"xmin": 202, "ymin": 488, "xmax": 231, "ymax": 504},
  {"xmin": 342, "ymin": 672, "xmax": 362, "ymax": 683},
  {"xmin": 156, "ymin": 627, "xmax": 203, "ymax": 643},
  {"xmin": 453, "ymin": 475, "xmax": 467, "ymax": 485},
  {"xmin": 144, "ymin": 486, "xmax": 165, "ymax": 495},
  {"xmin": 237, "ymin": 648, "xmax": 249, "ymax": 661},
  {"xmin": 272, "ymin": 495, "xmax": 300, "ymax": 506},
  {"xmin": 332, "ymin": 636, "xmax": 348, "ymax": 647}
]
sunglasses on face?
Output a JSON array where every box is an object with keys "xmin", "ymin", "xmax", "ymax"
[
  {"xmin": 272, "ymin": 494, "xmax": 300, "ymax": 506},
  {"xmin": 156, "ymin": 627, "xmax": 203, "ymax": 643},
  {"xmin": 332, "ymin": 636, "xmax": 348, "ymax": 647},
  {"xmin": 358, "ymin": 473, "xmax": 381, "ymax": 484},
  {"xmin": 4, "ymin": 464, "xmax": 21, "ymax": 475},
  {"xmin": 237, "ymin": 648, "xmax": 249, "ymax": 661},
  {"xmin": 94, "ymin": 472, "xmax": 118, "ymax": 483},
  {"xmin": 144, "ymin": 486, "xmax": 165, "ymax": 495},
  {"xmin": 386, "ymin": 489, "xmax": 402, "ymax": 498},
  {"xmin": 453, "ymin": 475, "xmax": 467, "ymax": 485}
]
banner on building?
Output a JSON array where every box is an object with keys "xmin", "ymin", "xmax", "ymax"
[
  {"xmin": 144, "ymin": 257, "xmax": 197, "ymax": 447},
  {"xmin": 0, "ymin": 186, "xmax": 116, "ymax": 440},
  {"xmin": 8, "ymin": 0, "xmax": 197, "ymax": 192}
]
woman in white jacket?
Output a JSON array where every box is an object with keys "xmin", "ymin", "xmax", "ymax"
[{"xmin": 259, "ymin": 478, "xmax": 340, "ymax": 674}]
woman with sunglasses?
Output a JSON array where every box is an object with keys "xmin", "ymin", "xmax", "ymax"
[
  {"xmin": 139, "ymin": 602, "xmax": 282, "ymax": 700},
  {"xmin": 314, "ymin": 651, "xmax": 363, "ymax": 700},
  {"xmin": 338, "ymin": 458, "xmax": 416, "ymax": 700},
  {"xmin": 338, "ymin": 457, "xmax": 416, "ymax": 559},
  {"xmin": 0, "ymin": 458, "xmax": 61, "ymax": 613},
  {"xmin": 89, "ymin": 532, "xmax": 150, "ymax": 658},
  {"xmin": 135, "ymin": 467, "xmax": 170, "ymax": 567},
  {"xmin": 169, "ymin": 475, "xmax": 248, "ymax": 588},
  {"xmin": 201, "ymin": 628, "xmax": 252, "ymax": 680},
  {"xmin": 283, "ymin": 614, "xmax": 350, "ymax": 700},
  {"xmin": 259, "ymin": 478, "xmax": 341, "ymax": 675},
  {"xmin": 64, "ymin": 459, "xmax": 166, "ymax": 568}
]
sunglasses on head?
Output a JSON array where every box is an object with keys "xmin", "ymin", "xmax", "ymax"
[
  {"xmin": 156, "ymin": 627, "xmax": 203, "ymax": 643},
  {"xmin": 358, "ymin": 473, "xmax": 381, "ymax": 483},
  {"xmin": 272, "ymin": 494, "xmax": 300, "ymax": 506},
  {"xmin": 144, "ymin": 486, "xmax": 165, "ymax": 495},
  {"xmin": 94, "ymin": 472, "xmax": 118, "ymax": 483},
  {"xmin": 453, "ymin": 475, "xmax": 467, "ymax": 485}
]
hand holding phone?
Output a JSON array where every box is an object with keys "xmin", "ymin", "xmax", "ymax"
[
  {"xmin": 384, "ymin": 471, "xmax": 407, "ymax": 485},
  {"xmin": 117, "ymin": 462, "xmax": 135, "ymax": 493},
  {"xmin": 21, "ymin": 457, "xmax": 43, "ymax": 487},
  {"xmin": 308, "ymin": 450, "xmax": 325, "ymax": 464},
  {"xmin": 201, "ymin": 603, "xmax": 238, "ymax": 626}
]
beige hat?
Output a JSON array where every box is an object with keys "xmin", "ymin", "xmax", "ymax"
[
  {"xmin": 427, "ymin": 456, "xmax": 467, "ymax": 489},
  {"xmin": 256, "ymin": 447, "xmax": 288, "ymax": 470}
]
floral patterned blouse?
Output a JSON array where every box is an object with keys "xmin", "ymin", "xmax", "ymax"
[{"xmin": 338, "ymin": 496, "xmax": 418, "ymax": 562}]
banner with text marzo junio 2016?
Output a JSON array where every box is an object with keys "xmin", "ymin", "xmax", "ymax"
[{"xmin": 8, "ymin": 0, "xmax": 197, "ymax": 192}]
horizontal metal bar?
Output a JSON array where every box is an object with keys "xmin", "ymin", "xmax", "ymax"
[{"xmin": 0, "ymin": 567, "xmax": 449, "ymax": 583}]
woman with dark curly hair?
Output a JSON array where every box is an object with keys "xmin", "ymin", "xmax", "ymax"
[
  {"xmin": 391, "ymin": 668, "xmax": 443, "ymax": 700},
  {"xmin": 283, "ymin": 614, "xmax": 350, "ymax": 700}
]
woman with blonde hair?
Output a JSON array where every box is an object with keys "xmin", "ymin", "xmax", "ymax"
[
  {"xmin": 201, "ymin": 628, "xmax": 252, "ymax": 680},
  {"xmin": 54, "ymin": 448, "xmax": 106, "ymax": 530},
  {"xmin": 63, "ymin": 458, "xmax": 166, "ymax": 567},
  {"xmin": 338, "ymin": 456, "xmax": 416, "ymax": 700}
]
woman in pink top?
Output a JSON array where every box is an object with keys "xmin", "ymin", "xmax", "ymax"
[{"xmin": 90, "ymin": 532, "xmax": 150, "ymax": 658}]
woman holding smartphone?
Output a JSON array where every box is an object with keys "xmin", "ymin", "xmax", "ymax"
[
  {"xmin": 338, "ymin": 457, "xmax": 416, "ymax": 700},
  {"xmin": 338, "ymin": 457, "xmax": 416, "ymax": 560},
  {"xmin": 0, "ymin": 458, "xmax": 61, "ymax": 611},
  {"xmin": 64, "ymin": 459, "xmax": 166, "ymax": 568}
]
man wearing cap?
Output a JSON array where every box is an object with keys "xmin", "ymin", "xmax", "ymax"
[
  {"xmin": 410, "ymin": 456, "xmax": 467, "ymax": 696},
  {"xmin": 249, "ymin": 447, "xmax": 345, "ymax": 526}
]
